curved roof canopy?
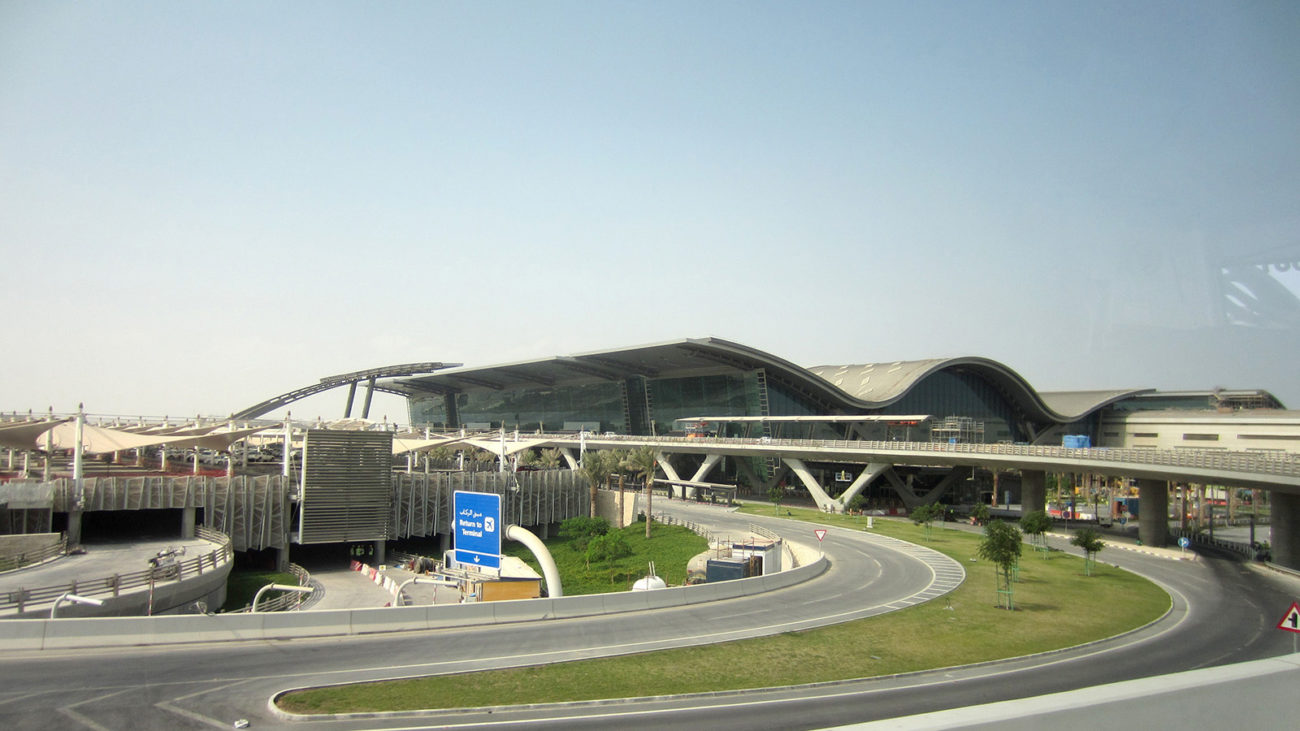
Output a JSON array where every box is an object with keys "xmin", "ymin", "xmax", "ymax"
[{"xmin": 385, "ymin": 337, "xmax": 1150, "ymax": 430}]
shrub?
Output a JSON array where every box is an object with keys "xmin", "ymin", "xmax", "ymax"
[
  {"xmin": 585, "ymin": 531, "xmax": 632, "ymax": 566},
  {"xmin": 559, "ymin": 516, "xmax": 610, "ymax": 551}
]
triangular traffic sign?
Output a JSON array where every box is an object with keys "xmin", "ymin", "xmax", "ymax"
[
  {"xmin": 1277, "ymin": 602, "xmax": 1300, "ymax": 634},
  {"xmin": 814, "ymin": 529, "xmax": 827, "ymax": 542}
]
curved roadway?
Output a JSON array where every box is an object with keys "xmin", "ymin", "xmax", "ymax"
[{"xmin": 0, "ymin": 504, "xmax": 1295, "ymax": 730}]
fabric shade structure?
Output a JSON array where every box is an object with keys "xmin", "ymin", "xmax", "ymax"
[
  {"xmin": 37, "ymin": 422, "xmax": 270, "ymax": 455},
  {"xmin": 391, "ymin": 435, "xmax": 468, "ymax": 456},
  {"xmin": 0, "ymin": 418, "xmax": 71, "ymax": 450},
  {"xmin": 169, "ymin": 426, "xmax": 271, "ymax": 451},
  {"xmin": 461, "ymin": 437, "xmax": 551, "ymax": 458}
]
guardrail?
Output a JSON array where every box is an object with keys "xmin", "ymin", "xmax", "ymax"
[
  {"xmin": 1169, "ymin": 527, "xmax": 1260, "ymax": 560},
  {"xmin": 230, "ymin": 562, "xmax": 312, "ymax": 613},
  {"xmin": 531, "ymin": 432, "xmax": 1300, "ymax": 479},
  {"xmin": 0, "ymin": 536, "xmax": 67, "ymax": 573},
  {"xmin": 4, "ymin": 552, "xmax": 830, "ymax": 650},
  {"xmin": 649, "ymin": 512, "xmax": 714, "ymax": 545},
  {"xmin": 0, "ymin": 529, "xmax": 233, "ymax": 615}
]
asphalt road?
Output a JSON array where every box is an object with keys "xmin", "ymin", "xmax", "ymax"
[
  {"xmin": 0, "ymin": 504, "xmax": 1295, "ymax": 730},
  {"xmin": 0, "ymin": 502, "xmax": 955, "ymax": 730}
]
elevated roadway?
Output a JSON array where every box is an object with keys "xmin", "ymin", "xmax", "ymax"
[
  {"xmin": 530, "ymin": 432, "xmax": 1300, "ymax": 568},
  {"xmin": 546, "ymin": 433, "xmax": 1300, "ymax": 495}
]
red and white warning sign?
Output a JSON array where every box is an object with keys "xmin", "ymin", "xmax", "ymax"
[
  {"xmin": 1277, "ymin": 602, "xmax": 1300, "ymax": 634},
  {"xmin": 814, "ymin": 529, "xmax": 827, "ymax": 542}
]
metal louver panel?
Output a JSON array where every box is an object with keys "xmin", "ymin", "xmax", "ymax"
[{"xmin": 298, "ymin": 430, "xmax": 393, "ymax": 544}]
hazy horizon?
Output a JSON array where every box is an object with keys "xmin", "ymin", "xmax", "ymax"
[{"xmin": 3, "ymin": 2, "xmax": 1297, "ymax": 421}]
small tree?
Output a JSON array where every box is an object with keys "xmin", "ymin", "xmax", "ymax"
[
  {"xmin": 978, "ymin": 519, "xmax": 1023, "ymax": 610},
  {"xmin": 768, "ymin": 484, "xmax": 786, "ymax": 513},
  {"xmin": 910, "ymin": 503, "xmax": 939, "ymax": 540},
  {"xmin": 1020, "ymin": 510, "xmax": 1054, "ymax": 555},
  {"xmin": 847, "ymin": 494, "xmax": 866, "ymax": 514},
  {"xmin": 1071, "ymin": 527, "xmax": 1105, "ymax": 576},
  {"xmin": 971, "ymin": 503, "xmax": 990, "ymax": 525}
]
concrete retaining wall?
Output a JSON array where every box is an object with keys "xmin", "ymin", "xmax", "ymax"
[
  {"xmin": 0, "ymin": 553, "xmax": 827, "ymax": 650},
  {"xmin": 0, "ymin": 533, "xmax": 61, "ymax": 558}
]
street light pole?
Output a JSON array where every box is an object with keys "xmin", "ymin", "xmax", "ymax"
[
  {"xmin": 51, "ymin": 593, "xmax": 105, "ymax": 618},
  {"xmin": 251, "ymin": 584, "xmax": 314, "ymax": 612}
]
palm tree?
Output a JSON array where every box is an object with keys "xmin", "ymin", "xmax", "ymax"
[
  {"xmin": 539, "ymin": 448, "xmax": 562, "ymax": 469},
  {"xmin": 625, "ymin": 446, "xmax": 659, "ymax": 539},
  {"xmin": 577, "ymin": 450, "xmax": 615, "ymax": 519}
]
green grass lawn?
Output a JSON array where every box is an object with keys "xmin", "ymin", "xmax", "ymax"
[
  {"xmin": 277, "ymin": 506, "xmax": 1169, "ymax": 715},
  {"xmin": 503, "ymin": 519, "xmax": 708, "ymax": 595},
  {"xmin": 221, "ymin": 569, "xmax": 299, "ymax": 612}
]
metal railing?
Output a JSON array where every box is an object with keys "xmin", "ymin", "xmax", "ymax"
[
  {"xmin": 0, "ymin": 536, "xmax": 67, "ymax": 573},
  {"xmin": 529, "ymin": 432, "xmax": 1300, "ymax": 480},
  {"xmin": 0, "ymin": 528, "xmax": 233, "ymax": 615},
  {"xmin": 649, "ymin": 513, "xmax": 714, "ymax": 545},
  {"xmin": 1169, "ymin": 527, "xmax": 1259, "ymax": 560},
  {"xmin": 232, "ymin": 562, "xmax": 312, "ymax": 613}
]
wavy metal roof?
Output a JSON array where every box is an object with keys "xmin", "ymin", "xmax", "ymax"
[{"xmin": 387, "ymin": 338, "xmax": 1147, "ymax": 427}]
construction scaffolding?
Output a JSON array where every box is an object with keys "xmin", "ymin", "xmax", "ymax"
[{"xmin": 929, "ymin": 416, "xmax": 985, "ymax": 444}]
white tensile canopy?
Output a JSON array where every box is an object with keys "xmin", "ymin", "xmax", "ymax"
[
  {"xmin": 35, "ymin": 422, "xmax": 270, "ymax": 455},
  {"xmin": 461, "ymin": 437, "xmax": 552, "ymax": 458},
  {"xmin": 391, "ymin": 435, "xmax": 470, "ymax": 456},
  {"xmin": 0, "ymin": 418, "xmax": 72, "ymax": 450}
]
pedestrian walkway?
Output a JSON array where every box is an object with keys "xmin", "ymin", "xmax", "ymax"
[{"xmin": 297, "ymin": 564, "xmax": 397, "ymax": 610}]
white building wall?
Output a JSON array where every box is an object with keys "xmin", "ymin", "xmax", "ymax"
[{"xmin": 1098, "ymin": 411, "xmax": 1300, "ymax": 455}]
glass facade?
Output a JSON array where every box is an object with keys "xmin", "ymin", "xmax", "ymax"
[
  {"xmin": 647, "ymin": 372, "xmax": 754, "ymax": 435},
  {"xmin": 409, "ymin": 380, "xmax": 626, "ymax": 432},
  {"xmin": 406, "ymin": 361, "xmax": 1035, "ymax": 443},
  {"xmin": 882, "ymin": 370, "xmax": 1022, "ymax": 442}
]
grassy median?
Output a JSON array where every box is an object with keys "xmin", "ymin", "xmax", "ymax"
[{"xmin": 277, "ymin": 506, "xmax": 1169, "ymax": 715}]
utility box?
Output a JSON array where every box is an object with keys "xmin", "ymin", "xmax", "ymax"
[
  {"xmin": 730, "ymin": 538, "xmax": 782, "ymax": 575},
  {"xmin": 705, "ymin": 558, "xmax": 747, "ymax": 582}
]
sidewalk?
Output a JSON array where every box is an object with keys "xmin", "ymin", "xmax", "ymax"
[{"xmin": 298, "ymin": 564, "xmax": 398, "ymax": 610}]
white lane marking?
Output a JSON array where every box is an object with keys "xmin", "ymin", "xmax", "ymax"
[{"xmin": 57, "ymin": 688, "xmax": 133, "ymax": 731}]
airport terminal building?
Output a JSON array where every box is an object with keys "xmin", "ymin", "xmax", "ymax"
[{"xmin": 379, "ymin": 337, "xmax": 1289, "ymax": 449}]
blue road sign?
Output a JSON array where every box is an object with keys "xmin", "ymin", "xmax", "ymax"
[
  {"xmin": 1178, "ymin": 536, "xmax": 1190, "ymax": 549},
  {"xmin": 454, "ymin": 490, "xmax": 502, "ymax": 570}
]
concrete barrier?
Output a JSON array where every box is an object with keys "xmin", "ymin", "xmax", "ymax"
[
  {"xmin": 848, "ymin": 653, "xmax": 1300, "ymax": 730},
  {"xmin": 0, "ymin": 554, "xmax": 828, "ymax": 649}
]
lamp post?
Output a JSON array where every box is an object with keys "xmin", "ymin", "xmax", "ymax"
[
  {"xmin": 394, "ymin": 576, "xmax": 459, "ymax": 606},
  {"xmin": 51, "ymin": 593, "xmax": 105, "ymax": 618}
]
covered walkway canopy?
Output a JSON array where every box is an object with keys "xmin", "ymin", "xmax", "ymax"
[{"xmin": 1, "ymin": 421, "xmax": 270, "ymax": 455}]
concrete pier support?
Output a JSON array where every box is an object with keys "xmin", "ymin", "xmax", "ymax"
[
  {"xmin": 66, "ymin": 512, "xmax": 82, "ymax": 550},
  {"xmin": 1021, "ymin": 470, "xmax": 1046, "ymax": 515},
  {"xmin": 373, "ymin": 539, "xmax": 386, "ymax": 567},
  {"xmin": 1138, "ymin": 479, "xmax": 1169, "ymax": 547},
  {"xmin": 1271, "ymin": 492, "xmax": 1300, "ymax": 570},
  {"xmin": 181, "ymin": 507, "xmax": 196, "ymax": 538}
]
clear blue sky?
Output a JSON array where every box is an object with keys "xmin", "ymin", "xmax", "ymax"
[{"xmin": 3, "ymin": 1, "xmax": 1298, "ymax": 421}]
